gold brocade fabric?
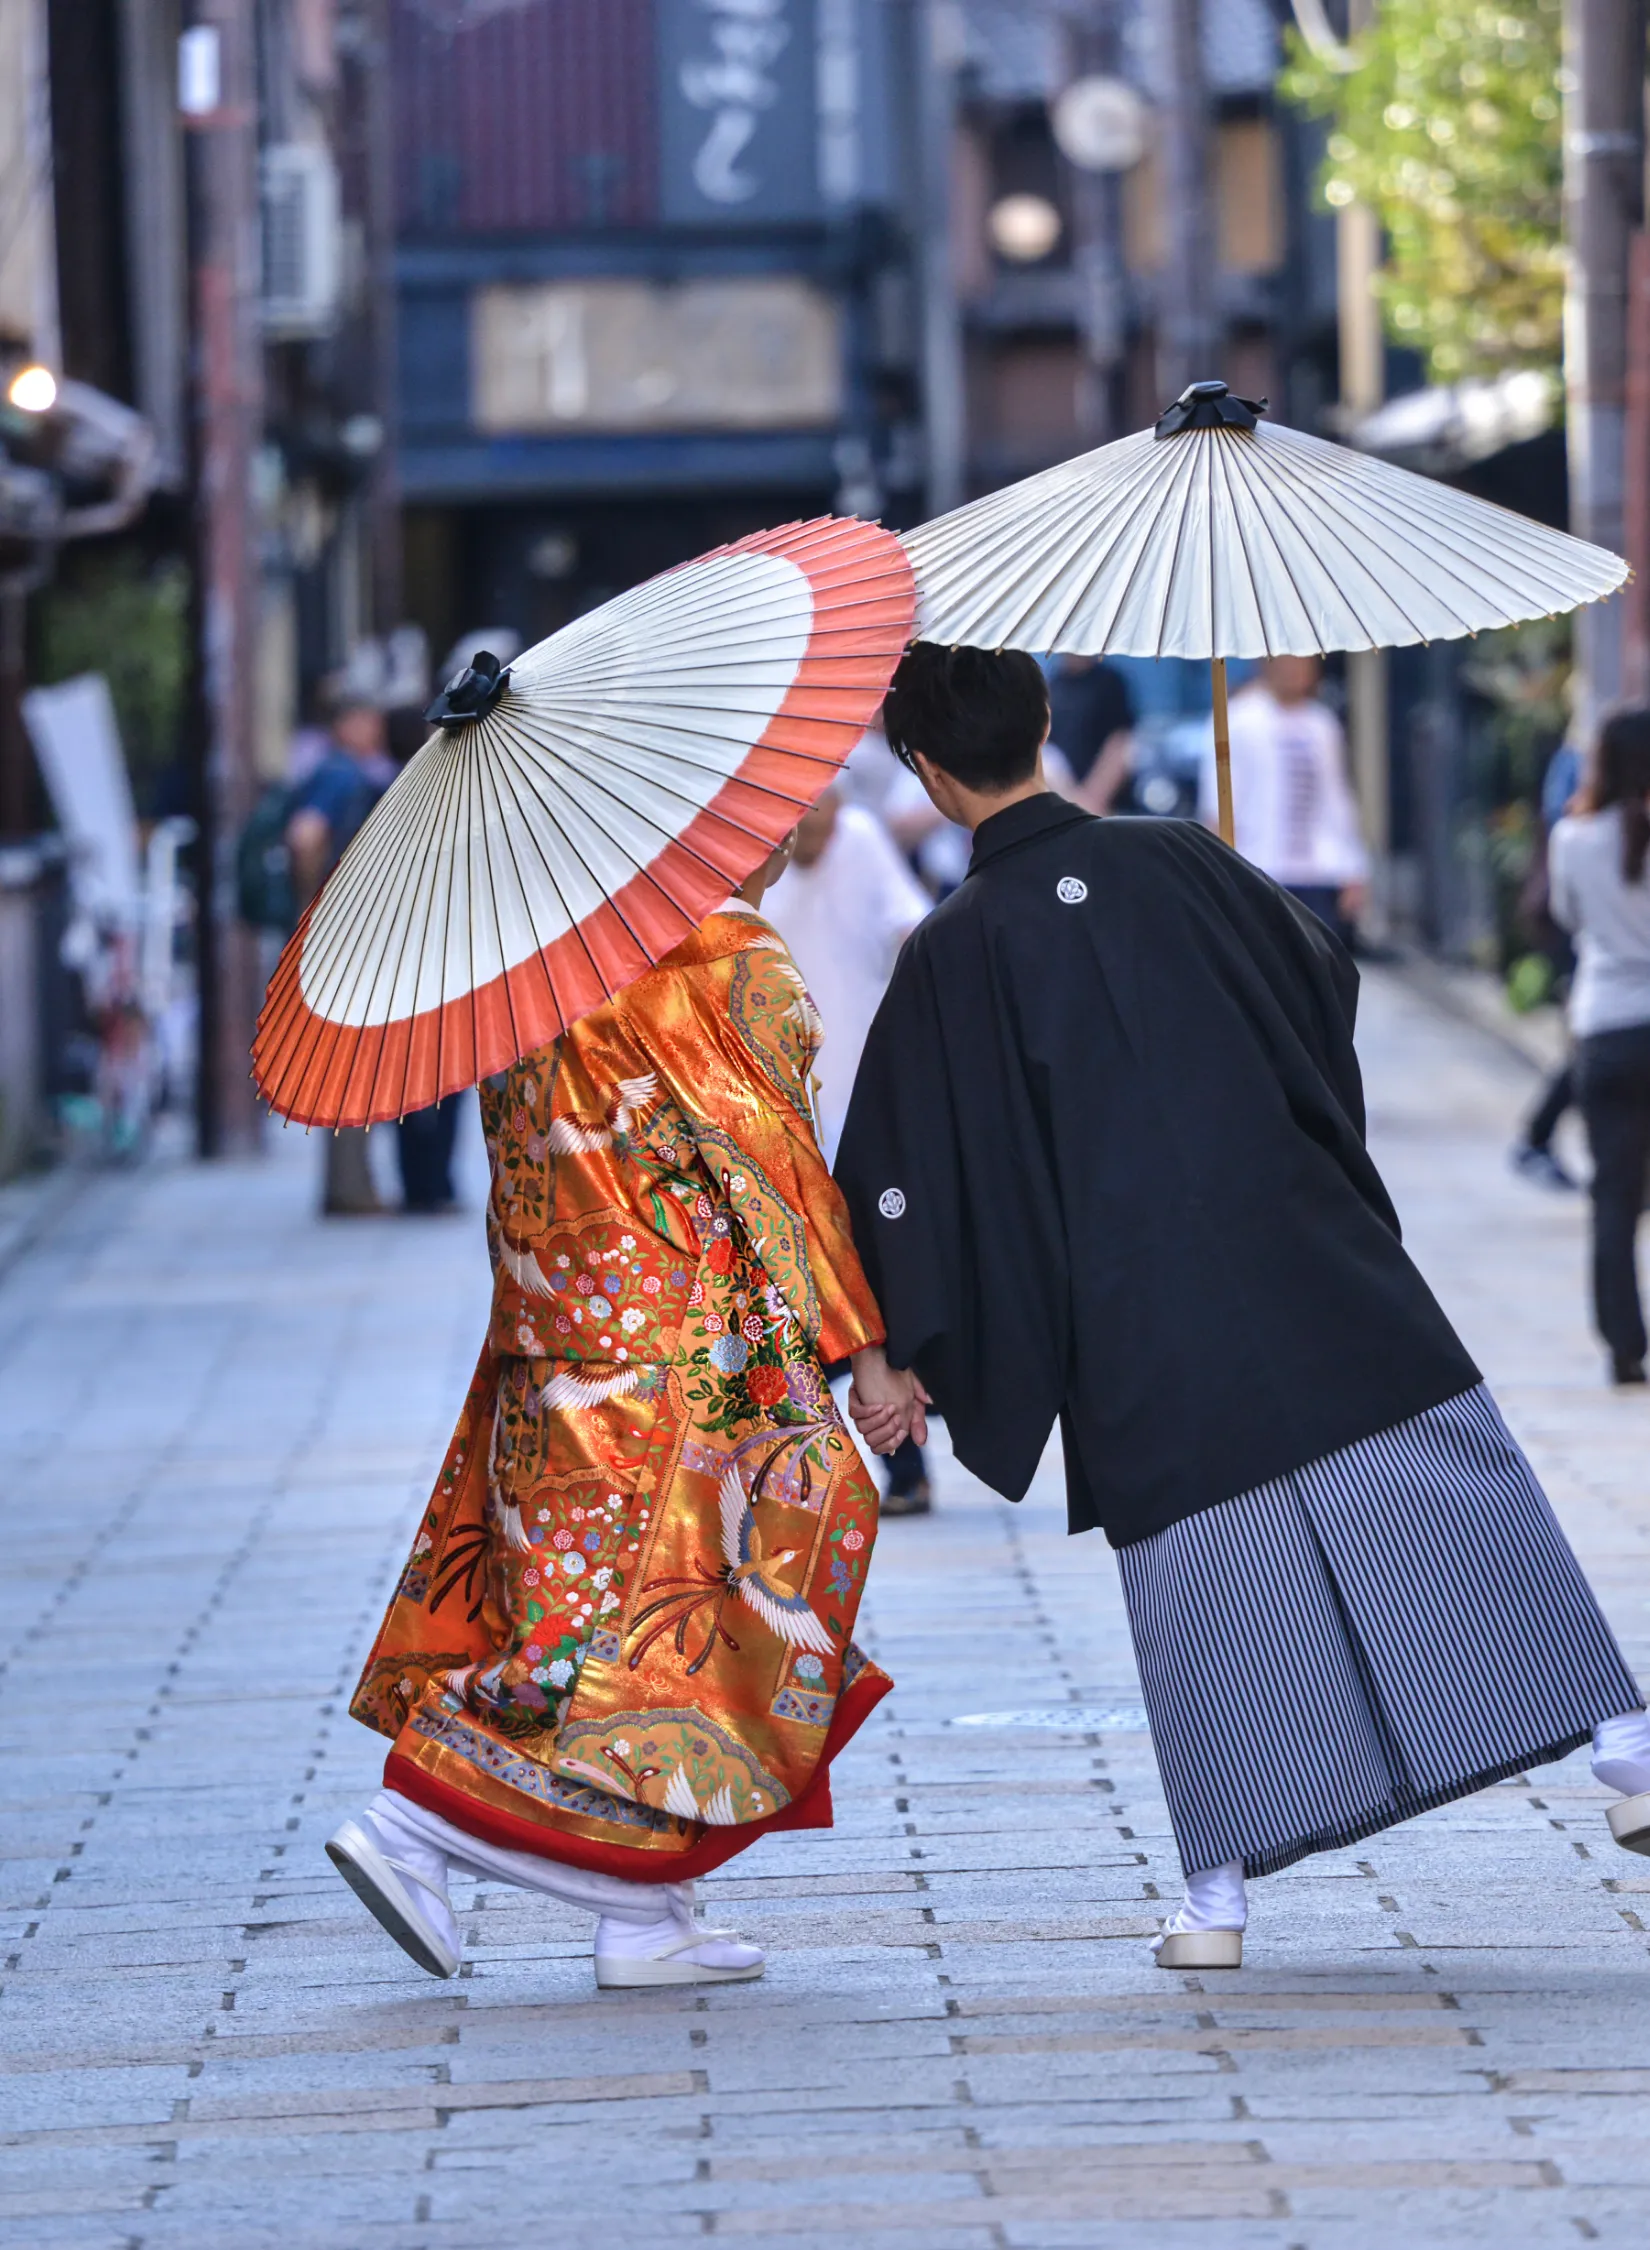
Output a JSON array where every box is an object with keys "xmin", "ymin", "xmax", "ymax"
[{"xmin": 351, "ymin": 907, "xmax": 892, "ymax": 1868}]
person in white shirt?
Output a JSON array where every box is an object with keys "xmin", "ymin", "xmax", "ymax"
[
  {"xmin": 1549, "ymin": 709, "xmax": 1650, "ymax": 1386},
  {"xmin": 767, "ymin": 787, "xmax": 932, "ymax": 1162},
  {"xmin": 767, "ymin": 786, "xmax": 935, "ymax": 1512},
  {"xmin": 1200, "ymin": 657, "xmax": 1369, "ymax": 942},
  {"xmin": 848, "ymin": 724, "xmax": 1087, "ymax": 901}
]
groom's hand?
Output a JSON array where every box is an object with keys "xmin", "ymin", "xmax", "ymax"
[{"xmin": 848, "ymin": 1345, "xmax": 925, "ymax": 1456}]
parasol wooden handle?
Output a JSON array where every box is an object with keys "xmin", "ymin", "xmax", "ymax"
[{"xmin": 1211, "ymin": 656, "xmax": 1234, "ymax": 847}]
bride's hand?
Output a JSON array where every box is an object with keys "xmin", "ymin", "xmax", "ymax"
[{"xmin": 848, "ymin": 1345, "xmax": 923, "ymax": 1455}]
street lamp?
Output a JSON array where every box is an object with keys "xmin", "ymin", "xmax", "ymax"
[
  {"xmin": 5, "ymin": 365, "xmax": 57, "ymax": 415},
  {"xmin": 989, "ymin": 194, "xmax": 1063, "ymax": 263}
]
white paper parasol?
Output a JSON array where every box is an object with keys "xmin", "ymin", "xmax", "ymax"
[
  {"xmin": 903, "ymin": 382, "xmax": 1628, "ymax": 841},
  {"xmin": 254, "ymin": 517, "xmax": 915, "ymax": 1129}
]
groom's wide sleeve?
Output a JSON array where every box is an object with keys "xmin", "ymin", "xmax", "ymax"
[{"xmin": 833, "ymin": 938, "xmax": 965, "ymax": 1384}]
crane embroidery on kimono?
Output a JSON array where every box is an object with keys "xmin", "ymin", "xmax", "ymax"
[
  {"xmin": 541, "ymin": 1365, "xmax": 641, "ymax": 1411},
  {"xmin": 548, "ymin": 1072, "xmax": 660, "ymax": 1154},
  {"xmin": 625, "ymin": 1447, "xmax": 835, "ymax": 1675},
  {"xmin": 495, "ymin": 1073, "xmax": 662, "ymax": 1296}
]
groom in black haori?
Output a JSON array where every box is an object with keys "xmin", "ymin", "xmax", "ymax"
[{"xmin": 837, "ymin": 642, "xmax": 1650, "ymax": 1968}]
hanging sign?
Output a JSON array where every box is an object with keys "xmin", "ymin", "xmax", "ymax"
[{"xmin": 659, "ymin": 0, "xmax": 821, "ymax": 223}]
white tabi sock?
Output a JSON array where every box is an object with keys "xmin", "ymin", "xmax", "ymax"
[
  {"xmin": 1591, "ymin": 1711, "xmax": 1650, "ymax": 1797},
  {"xmin": 1158, "ymin": 1857, "xmax": 1247, "ymax": 1938},
  {"xmin": 370, "ymin": 1790, "xmax": 664, "ymax": 1922},
  {"xmin": 358, "ymin": 1797, "xmax": 461, "ymax": 1962},
  {"xmin": 594, "ymin": 1885, "xmax": 762, "ymax": 1971}
]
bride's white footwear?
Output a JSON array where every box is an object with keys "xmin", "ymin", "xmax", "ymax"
[
  {"xmin": 594, "ymin": 1886, "xmax": 765, "ymax": 1988},
  {"xmin": 326, "ymin": 1812, "xmax": 460, "ymax": 1979},
  {"xmin": 1607, "ymin": 1790, "xmax": 1650, "ymax": 1855},
  {"xmin": 1593, "ymin": 1713, "xmax": 1650, "ymax": 1857},
  {"xmin": 1151, "ymin": 1857, "xmax": 1246, "ymax": 1971}
]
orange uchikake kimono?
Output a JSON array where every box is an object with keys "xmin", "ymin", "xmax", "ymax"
[{"xmin": 351, "ymin": 904, "xmax": 892, "ymax": 1882}]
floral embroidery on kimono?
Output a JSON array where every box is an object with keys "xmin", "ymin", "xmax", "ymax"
[{"xmin": 350, "ymin": 906, "xmax": 892, "ymax": 1877}]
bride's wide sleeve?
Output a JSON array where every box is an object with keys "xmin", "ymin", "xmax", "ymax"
[{"xmin": 642, "ymin": 937, "xmax": 887, "ymax": 1367}]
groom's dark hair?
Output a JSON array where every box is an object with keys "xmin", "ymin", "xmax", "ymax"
[{"xmin": 881, "ymin": 641, "xmax": 1049, "ymax": 793}]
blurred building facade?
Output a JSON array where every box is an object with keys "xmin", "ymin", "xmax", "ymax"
[
  {"xmin": 10, "ymin": 0, "xmax": 1647, "ymax": 1182},
  {"xmin": 388, "ymin": 0, "xmax": 1340, "ymax": 667},
  {"xmin": 390, "ymin": 0, "xmax": 928, "ymax": 657},
  {"xmin": 0, "ymin": 0, "xmax": 408, "ymax": 1171},
  {"xmin": 936, "ymin": 0, "xmax": 1336, "ymax": 494}
]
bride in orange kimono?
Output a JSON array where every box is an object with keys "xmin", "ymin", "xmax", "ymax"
[{"xmin": 327, "ymin": 840, "xmax": 914, "ymax": 1988}]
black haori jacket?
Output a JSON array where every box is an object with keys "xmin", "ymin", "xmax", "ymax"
[{"xmin": 834, "ymin": 795, "xmax": 1479, "ymax": 1547}]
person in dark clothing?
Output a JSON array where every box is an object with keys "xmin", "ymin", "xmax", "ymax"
[
  {"xmin": 1044, "ymin": 648, "xmax": 1134, "ymax": 796},
  {"xmin": 1513, "ymin": 1060, "xmax": 1580, "ymax": 1191},
  {"xmin": 836, "ymin": 642, "xmax": 1650, "ymax": 1969},
  {"xmin": 396, "ymin": 1094, "xmax": 463, "ymax": 1215},
  {"xmin": 1549, "ymin": 711, "xmax": 1650, "ymax": 1384},
  {"xmin": 1512, "ymin": 742, "xmax": 1585, "ymax": 1191},
  {"xmin": 287, "ymin": 699, "xmax": 395, "ymax": 1216}
]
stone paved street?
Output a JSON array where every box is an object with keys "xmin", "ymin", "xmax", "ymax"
[{"xmin": 2, "ymin": 969, "xmax": 1648, "ymax": 2249}]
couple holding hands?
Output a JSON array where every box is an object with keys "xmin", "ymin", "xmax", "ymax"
[{"xmin": 328, "ymin": 644, "xmax": 1650, "ymax": 1989}]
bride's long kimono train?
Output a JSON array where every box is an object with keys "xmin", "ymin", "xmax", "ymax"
[{"xmin": 352, "ymin": 905, "xmax": 891, "ymax": 1882}]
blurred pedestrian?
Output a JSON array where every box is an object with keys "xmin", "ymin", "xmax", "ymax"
[
  {"xmin": 766, "ymin": 788, "xmax": 929, "ymax": 1160},
  {"xmin": 1048, "ymin": 653, "xmax": 1136, "ymax": 814},
  {"xmin": 396, "ymin": 1095, "xmax": 463, "ymax": 1215},
  {"xmin": 1549, "ymin": 710, "xmax": 1650, "ymax": 1386},
  {"xmin": 1512, "ymin": 738, "xmax": 1586, "ymax": 1192},
  {"xmin": 1200, "ymin": 656, "xmax": 1368, "ymax": 944},
  {"xmin": 767, "ymin": 786, "xmax": 934, "ymax": 1514},
  {"xmin": 286, "ymin": 695, "xmax": 395, "ymax": 1216}
]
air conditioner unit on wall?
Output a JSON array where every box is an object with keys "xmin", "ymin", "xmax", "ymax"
[{"xmin": 261, "ymin": 143, "xmax": 341, "ymax": 339}]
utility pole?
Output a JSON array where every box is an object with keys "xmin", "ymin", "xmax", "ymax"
[
  {"xmin": 1158, "ymin": 0, "xmax": 1216, "ymax": 403},
  {"xmin": 1564, "ymin": 0, "xmax": 1646, "ymax": 738},
  {"xmin": 182, "ymin": 2, "xmax": 264, "ymax": 1156},
  {"xmin": 1058, "ymin": 1, "xmax": 1128, "ymax": 449},
  {"xmin": 917, "ymin": 0, "xmax": 966, "ymax": 516},
  {"xmin": 1338, "ymin": 0, "xmax": 1389, "ymax": 918},
  {"xmin": 345, "ymin": 0, "xmax": 403, "ymax": 636}
]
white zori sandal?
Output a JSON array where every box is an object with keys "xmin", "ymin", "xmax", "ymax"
[
  {"xmin": 1594, "ymin": 1713, "xmax": 1650, "ymax": 1856},
  {"xmin": 326, "ymin": 1812, "xmax": 461, "ymax": 1980},
  {"xmin": 327, "ymin": 1793, "xmax": 765, "ymax": 1988},
  {"xmin": 594, "ymin": 1884, "xmax": 765, "ymax": 1989},
  {"xmin": 1151, "ymin": 1858, "xmax": 1247, "ymax": 1971}
]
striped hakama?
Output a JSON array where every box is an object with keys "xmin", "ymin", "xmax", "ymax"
[{"xmin": 1117, "ymin": 1385, "xmax": 1642, "ymax": 1880}]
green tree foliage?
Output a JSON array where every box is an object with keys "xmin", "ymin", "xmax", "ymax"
[
  {"xmin": 35, "ymin": 551, "xmax": 191, "ymax": 817},
  {"xmin": 1280, "ymin": 1, "xmax": 1566, "ymax": 382}
]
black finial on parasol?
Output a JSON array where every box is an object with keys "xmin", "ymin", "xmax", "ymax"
[
  {"xmin": 425, "ymin": 649, "xmax": 512, "ymax": 728},
  {"xmin": 1154, "ymin": 380, "xmax": 1269, "ymax": 440}
]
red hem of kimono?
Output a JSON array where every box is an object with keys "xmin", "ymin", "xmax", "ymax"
[{"xmin": 380, "ymin": 1664, "xmax": 892, "ymax": 1886}]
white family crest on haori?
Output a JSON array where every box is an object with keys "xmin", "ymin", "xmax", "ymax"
[
  {"xmin": 878, "ymin": 1187, "xmax": 906, "ymax": 1219},
  {"xmin": 1056, "ymin": 876, "xmax": 1088, "ymax": 904},
  {"xmin": 253, "ymin": 517, "xmax": 915, "ymax": 1128}
]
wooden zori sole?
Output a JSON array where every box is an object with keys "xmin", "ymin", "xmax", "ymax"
[
  {"xmin": 1608, "ymin": 1789, "xmax": 1650, "ymax": 1856},
  {"xmin": 1153, "ymin": 1926, "xmax": 1243, "ymax": 1970}
]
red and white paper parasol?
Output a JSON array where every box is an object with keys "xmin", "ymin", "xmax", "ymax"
[{"xmin": 254, "ymin": 517, "xmax": 915, "ymax": 1128}]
